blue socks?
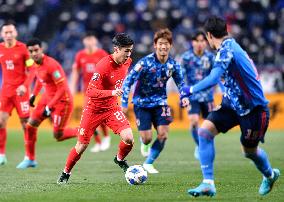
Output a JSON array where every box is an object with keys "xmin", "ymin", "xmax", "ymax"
[
  {"xmin": 144, "ymin": 138, "xmax": 165, "ymax": 164},
  {"xmin": 244, "ymin": 148, "xmax": 273, "ymax": 178},
  {"xmin": 198, "ymin": 128, "xmax": 215, "ymax": 180},
  {"xmin": 191, "ymin": 126, "xmax": 199, "ymax": 145}
]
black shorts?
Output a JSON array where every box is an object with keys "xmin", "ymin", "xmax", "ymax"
[
  {"xmin": 134, "ymin": 105, "xmax": 173, "ymax": 131},
  {"xmin": 188, "ymin": 100, "xmax": 214, "ymax": 119},
  {"xmin": 206, "ymin": 104, "xmax": 270, "ymax": 148}
]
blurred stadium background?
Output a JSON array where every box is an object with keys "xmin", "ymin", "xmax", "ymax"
[{"xmin": 1, "ymin": 0, "xmax": 284, "ymax": 93}]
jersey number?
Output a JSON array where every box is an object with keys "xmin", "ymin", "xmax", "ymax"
[
  {"xmin": 20, "ymin": 101, "xmax": 29, "ymax": 113},
  {"xmin": 5, "ymin": 60, "xmax": 14, "ymax": 70},
  {"xmin": 161, "ymin": 106, "xmax": 171, "ymax": 117},
  {"xmin": 114, "ymin": 111, "xmax": 126, "ymax": 121}
]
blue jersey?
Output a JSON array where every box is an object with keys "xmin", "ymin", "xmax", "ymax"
[
  {"xmin": 192, "ymin": 38, "xmax": 268, "ymax": 116},
  {"xmin": 122, "ymin": 53, "xmax": 184, "ymax": 108},
  {"xmin": 181, "ymin": 49, "xmax": 215, "ymax": 102}
]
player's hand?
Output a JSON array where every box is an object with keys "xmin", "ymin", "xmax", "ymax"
[
  {"xmin": 122, "ymin": 107, "xmax": 128, "ymax": 114},
  {"xmin": 112, "ymin": 89, "xmax": 123, "ymax": 97},
  {"xmin": 16, "ymin": 85, "xmax": 27, "ymax": 96},
  {"xmin": 29, "ymin": 94, "xmax": 36, "ymax": 107},
  {"xmin": 181, "ymin": 97, "xmax": 190, "ymax": 108},
  {"xmin": 43, "ymin": 106, "xmax": 52, "ymax": 117}
]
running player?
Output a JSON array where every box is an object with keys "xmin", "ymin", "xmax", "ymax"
[
  {"xmin": 16, "ymin": 38, "xmax": 78, "ymax": 169},
  {"xmin": 122, "ymin": 28, "xmax": 188, "ymax": 174},
  {"xmin": 57, "ymin": 33, "xmax": 134, "ymax": 184}
]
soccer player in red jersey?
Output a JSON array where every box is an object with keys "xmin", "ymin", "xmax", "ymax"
[
  {"xmin": 0, "ymin": 22, "xmax": 34, "ymax": 166},
  {"xmin": 70, "ymin": 33, "xmax": 110, "ymax": 153},
  {"xmin": 57, "ymin": 33, "xmax": 134, "ymax": 184},
  {"xmin": 16, "ymin": 38, "xmax": 78, "ymax": 169}
]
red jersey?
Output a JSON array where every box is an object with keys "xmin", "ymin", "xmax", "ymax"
[
  {"xmin": 0, "ymin": 41, "xmax": 30, "ymax": 96},
  {"xmin": 86, "ymin": 55, "xmax": 132, "ymax": 110},
  {"xmin": 73, "ymin": 49, "xmax": 108, "ymax": 92},
  {"xmin": 32, "ymin": 55, "xmax": 72, "ymax": 108}
]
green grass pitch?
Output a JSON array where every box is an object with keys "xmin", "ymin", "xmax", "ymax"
[{"xmin": 0, "ymin": 129, "xmax": 283, "ymax": 202}]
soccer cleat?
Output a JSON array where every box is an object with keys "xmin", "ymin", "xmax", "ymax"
[
  {"xmin": 0, "ymin": 155, "xmax": 7, "ymax": 165},
  {"xmin": 57, "ymin": 172, "xmax": 71, "ymax": 185},
  {"xmin": 101, "ymin": 136, "xmax": 111, "ymax": 151},
  {"xmin": 143, "ymin": 163, "xmax": 159, "ymax": 174},
  {"xmin": 16, "ymin": 157, "xmax": 38, "ymax": 169},
  {"xmin": 140, "ymin": 143, "xmax": 150, "ymax": 157},
  {"xmin": 114, "ymin": 155, "xmax": 129, "ymax": 173},
  {"xmin": 259, "ymin": 168, "xmax": 280, "ymax": 196},
  {"xmin": 188, "ymin": 183, "xmax": 216, "ymax": 197},
  {"xmin": 194, "ymin": 146, "xmax": 199, "ymax": 160},
  {"xmin": 90, "ymin": 144, "xmax": 101, "ymax": 153}
]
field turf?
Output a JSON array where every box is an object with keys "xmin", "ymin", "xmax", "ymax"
[{"xmin": 0, "ymin": 129, "xmax": 283, "ymax": 202}]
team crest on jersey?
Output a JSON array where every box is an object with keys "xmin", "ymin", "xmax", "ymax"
[
  {"xmin": 166, "ymin": 64, "xmax": 173, "ymax": 77},
  {"xmin": 201, "ymin": 56, "xmax": 210, "ymax": 69},
  {"xmin": 92, "ymin": 73, "xmax": 100, "ymax": 81},
  {"xmin": 53, "ymin": 70, "xmax": 61, "ymax": 79}
]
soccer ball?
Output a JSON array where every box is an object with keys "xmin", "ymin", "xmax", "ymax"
[{"xmin": 125, "ymin": 165, "xmax": 148, "ymax": 185}]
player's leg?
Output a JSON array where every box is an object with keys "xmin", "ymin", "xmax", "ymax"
[
  {"xmin": 187, "ymin": 101, "xmax": 201, "ymax": 160},
  {"xmin": 51, "ymin": 101, "xmax": 77, "ymax": 141},
  {"xmin": 240, "ymin": 106, "xmax": 280, "ymax": 195},
  {"xmin": 99, "ymin": 124, "xmax": 111, "ymax": 151},
  {"xmin": 0, "ymin": 95, "xmax": 14, "ymax": 165},
  {"xmin": 105, "ymin": 107, "xmax": 133, "ymax": 173},
  {"xmin": 188, "ymin": 105, "xmax": 238, "ymax": 197},
  {"xmin": 90, "ymin": 129, "xmax": 102, "ymax": 153},
  {"xmin": 57, "ymin": 107, "xmax": 100, "ymax": 184},
  {"xmin": 143, "ymin": 105, "xmax": 172, "ymax": 174},
  {"xmin": 134, "ymin": 105, "xmax": 152, "ymax": 157},
  {"xmin": 16, "ymin": 99, "xmax": 46, "ymax": 169},
  {"xmin": 0, "ymin": 111, "xmax": 9, "ymax": 165}
]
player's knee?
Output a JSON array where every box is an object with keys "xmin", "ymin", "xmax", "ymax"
[
  {"xmin": 157, "ymin": 134, "xmax": 167, "ymax": 142},
  {"xmin": 53, "ymin": 131, "xmax": 63, "ymax": 141},
  {"xmin": 122, "ymin": 133, "xmax": 134, "ymax": 145},
  {"xmin": 0, "ymin": 118, "xmax": 8, "ymax": 128},
  {"xmin": 75, "ymin": 141, "xmax": 88, "ymax": 154},
  {"xmin": 141, "ymin": 136, "xmax": 152, "ymax": 145}
]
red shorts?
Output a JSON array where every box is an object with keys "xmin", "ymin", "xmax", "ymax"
[
  {"xmin": 0, "ymin": 93, "xmax": 30, "ymax": 118},
  {"xmin": 78, "ymin": 106, "xmax": 130, "ymax": 144},
  {"xmin": 31, "ymin": 97, "xmax": 73, "ymax": 132}
]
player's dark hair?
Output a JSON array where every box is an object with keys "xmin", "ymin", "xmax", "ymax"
[
  {"xmin": 112, "ymin": 33, "xmax": 134, "ymax": 48},
  {"xmin": 0, "ymin": 21, "xmax": 16, "ymax": 30},
  {"xmin": 27, "ymin": 38, "xmax": 42, "ymax": 47},
  {"xmin": 154, "ymin": 28, "xmax": 173, "ymax": 44},
  {"xmin": 83, "ymin": 31, "xmax": 96, "ymax": 39},
  {"xmin": 204, "ymin": 16, "xmax": 228, "ymax": 38},
  {"xmin": 191, "ymin": 30, "xmax": 206, "ymax": 41}
]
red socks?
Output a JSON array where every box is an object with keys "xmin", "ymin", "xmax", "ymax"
[
  {"xmin": 93, "ymin": 130, "xmax": 102, "ymax": 144},
  {"xmin": 0, "ymin": 128, "xmax": 7, "ymax": 155},
  {"xmin": 57, "ymin": 128, "xmax": 78, "ymax": 141},
  {"xmin": 25, "ymin": 124, "xmax": 37, "ymax": 160},
  {"xmin": 117, "ymin": 140, "xmax": 133, "ymax": 160},
  {"xmin": 100, "ymin": 124, "xmax": 109, "ymax": 137},
  {"xmin": 64, "ymin": 147, "xmax": 81, "ymax": 173}
]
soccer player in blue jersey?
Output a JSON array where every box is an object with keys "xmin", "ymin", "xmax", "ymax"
[
  {"xmin": 181, "ymin": 31, "xmax": 215, "ymax": 160},
  {"xmin": 122, "ymin": 28, "xmax": 188, "ymax": 174},
  {"xmin": 181, "ymin": 16, "xmax": 280, "ymax": 197}
]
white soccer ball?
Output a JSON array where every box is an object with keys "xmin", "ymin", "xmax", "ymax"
[{"xmin": 125, "ymin": 165, "xmax": 148, "ymax": 185}]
